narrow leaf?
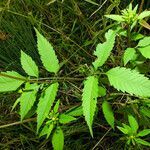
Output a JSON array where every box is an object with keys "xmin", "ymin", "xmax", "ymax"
[
  {"xmin": 92, "ymin": 29, "xmax": 116, "ymax": 69},
  {"xmin": 105, "ymin": 15, "xmax": 124, "ymax": 22},
  {"xmin": 39, "ymin": 125, "xmax": 49, "ymax": 137},
  {"xmin": 0, "ymin": 71, "xmax": 25, "ymax": 92},
  {"xmin": 52, "ymin": 127, "xmax": 64, "ymax": 150},
  {"xmin": 59, "ymin": 114, "xmax": 76, "ymax": 124},
  {"xmin": 35, "ymin": 28, "xmax": 59, "ymax": 74},
  {"xmin": 37, "ymin": 82, "xmax": 59, "ymax": 132},
  {"xmin": 140, "ymin": 107, "xmax": 150, "ymax": 118},
  {"xmin": 21, "ymin": 50, "xmax": 39, "ymax": 77},
  {"xmin": 102, "ymin": 100, "xmax": 114, "ymax": 128},
  {"xmin": 46, "ymin": 123, "xmax": 54, "ymax": 139},
  {"xmin": 82, "ymin": 76, "xmax": 99, "ymax": 137},
  {"xmin": 123, "ymin": 48, "xmax": 136, "ymax": 66},
  {"xmin": 11, "ymin": 97, "xmax": 20, "ymax": 111},
  {"xmin": 117, "ymin": 126, "xmax": 128, "ymax": 134},
  {"xmin": 135, "ymin": 138, "xmax": 150, "ymax": 147},
  {"xmin": 138, "ymin": 11, "xmax": 150, "ymax": 20},
  {"xmin": 84, "ymin": 0, "xmax": 99, "ymax": 6},
  {"xmin": 20, "ymin": 83, "xmax": 38, "ymax": 121},
  {"xmin": 65, "ymin": 106, "xmax": 83, "ymax": 117},
  {"xmin": 137, "ymin": 129, "xmax": 150, "ymax": 137},
  {"xmin": 53, "ymin": 100, "xmax": 60, "ymax": 113},
  {"xmin": 106, "ymin": 67, "xmax": 150, "ymax": 97},
  {"xmin": 128, "ymin": 114, "xmax": 139, "ymax": 133}
]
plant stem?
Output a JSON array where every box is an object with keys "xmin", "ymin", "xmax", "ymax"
[{"xmin": 127, "ymin": 25, "xmax": 131, "ymax": 47}]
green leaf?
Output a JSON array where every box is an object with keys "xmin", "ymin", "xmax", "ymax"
[
  {"xmin": 140, "ymin": 107, "xmax": 150, "ymax": 118},
  {"xmin": 21, "ymin": 50, "xmax": 39, "ymax": 77},
  {"xmin": 123, "ymin": 48, "xmax": 136, "ymax": 66},
  {"xmin": 46, "ymin": 123, "xmax": 54, "ymax": 139},
  {"xmin": 52, "ymin": 127, "xmax": 64, "ymax": 150},
  {"xmin": 53, "ymin": 100, "xmax": 60, "ymax": 113},
  {"xmin": 106, "ymin": 67, "xmax": 150, "ymax": 97},
  {"xmin": 138, "ymin": 11, "xmax": 150, "ymax": 20},
  {"xmin": 39, "ymin": 125, "xmax": 49, "ymax": 137},
  {"xmin": 137, "ymin": 37, "xmax": 150, "ymax": 47},
  {"xmin": 92, "ymin": 29, "xmax": 116, "ymax": 69},
  {"xmin": 0, "ymin": 71, "xmax": 25, "ymax": 92},
  {"xmin": 37, "ymin": 82, "xmax": 59, "ymax": 132},
  {"xmin": 20, "ymin": 83, "xmax": 38, "ymax": 121},
  {"xmin": 84, "ymin": 0, "xmax": 99, "ymax": 6},
  {"xmin": 59, "ymin": 114, "xmax": 76, "ymax": 124},
  {"xmin": 82, "ymin": 76, "xmax": 99, "ymax": 137},
  {"xmin": 128, "ymin": 115, "xmax": 139, "ymax": 133},
  {"xmin": 35, "ymin": 28, "xmax": 59, "ymax": 74},
  {"xmin": 137, "ymin": 129, "xmax": 150, "ymax": 137},
  {"xmin": 102, "ymin": 100, "xmax": 114, "ymax": 128},
  {"xmin": 11, "ymin": 97, "xmax": 20, "ymax": 111},
  {"xmin": 105, "ymin": 15, "xmax": 124, "ymax": 22},
  {"xmin": 65, "ymin": 106, "xmax": 83, "ymax": 117},
  {"xmin": 117, "ymin": 126, "xmax": 128, "ymax": 134},
  {"xmin": 98, "ymin": 86, "xmax": 106, "ymax": 97},
  {"xmin": 135, "ymin": 138, "xmax": 150, "ymax": 147},
  {"xmin": 138, "ymin": 45, "xmax": 150, "ymax": 59}
]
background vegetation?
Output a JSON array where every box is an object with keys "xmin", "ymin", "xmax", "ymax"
[{"xmin": 0, "ymin": 0, "xmax": 150, "ymax": 149}]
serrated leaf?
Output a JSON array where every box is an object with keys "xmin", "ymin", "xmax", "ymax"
[
  {"xmin": 0, "ymin": 71, "xmax": 25, "ymax": 92},
  {"xmin": 82, "ymin": 76, "xmax": 99, "ymax": 137},
  {"xmin": 137, "ymin": 37, "xmax": 150, "ymax": 47},
  {"xmin": 138, "ymin": 45, "xmax": 150, "ymax": 59},
  {"xmin": 105, "ymin": 15, "xmax": 124, "ymax": 22},
  {"xmin": 106, "ymin": 67, "xmax": 150, "ymax": 97},
  {"xmin": 128, "ymin": 115, "xmax": 139, "ymax": 133},
  {"xmin": 123, "ymin": 48, "xmax": 136, "ymax": 66},
  {"xmin": 52, "ymin": 127, "xmax": 64, "ymax": 150},
  {"xmin": 21, "ymin": 50, "xmax": 39, "ymax": 77},
  {"xmin": 35, "ymin": 28, "xmax": 59, "ymax": 74},
  {"xmin": 20, "ymin": 83, "xmax": 38, "ymax": 121},
  {"xmin": 138, "ymin": 11, "xmax": 150, "ymax": 20},
  {"xmin": 59, "ymin": 114, "xmax": 76, "ymax": 124},
  {"xmin": 65, "ymin": 106, "xmax": 83, "ymax": 117},
  {"xmin": 102, "ymin": 100, "xmax": 114, "ymax": 128},
  {"xmin": 37, "ymin": 82, "xmax": 59, "ymax": 132},
  {"xmin": 92, "ymin": 30, "xmax": 116, "ymax": 69},
  {"xmin": 137, "ymin": 129, "xmax": 150, "ymax": 137},
  {"xmin": 135, "ymin": 138, "xmax": 150, "ymax": 147}
]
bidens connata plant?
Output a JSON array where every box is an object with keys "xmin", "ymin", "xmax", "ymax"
[{"xmin": 0, "ymin": 3, "xmax": 150, "ymax": 149}]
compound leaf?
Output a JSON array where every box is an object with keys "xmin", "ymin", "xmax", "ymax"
[
  {"xmin": 102, "ymin": 100, "xmax": 114, "ymax": 129},
  {"xmin": 82, "ymin": 76, "xmax": 99, "ymax": 137},
  {"xmin": 0, "ymin": 71, "xmax": 25, "ymax": 92},
  {"xmin": 106, "ymin": 67, "xmax": 150, "ymax": 97},
  {"xmin": 37, "ymin": 82, "xmax": 59, "ymax": 132},
  {"xmin": 35, "ymin": 28, "xmax": 59, "ymax": 74},
  {"xmin": 93, "ymin": 30, "xmax": 116, "ymax": 70},
  {"xmin": 52, "ymin": 127, "xmax": 64, "ymax": 150},
  {"xmin": 21, "ymin": 50, "xmax": 39, "ymax": 77}
]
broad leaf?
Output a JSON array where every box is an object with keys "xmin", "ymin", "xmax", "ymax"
[
  {"xmin": 21, "ymin": 51, "xmax": 39, "ymax": 77},
  {"xmin": 123, "ymin": 48, "xmax": 136, "ymax": 66},
  {"xmin": 35, "ymin": 28, "xmax": 59, "ymax": 74},
  {"xmin": 52, "ymin": 127, "xmax": 64, "ymax": 150},
  {"xmin": 20, "ymin": 83, "xmax": 38, "ymax": 121},
  {"xmin": 102, "ymin": 100, "xmax": 114, "ymax": 128},
  {"xmin": 37, "ymin": 82, "xmax": 59, "ymax": 132},
  {"xmin": 92, "ymin": 30, "xmax": 116, "ymax": 70},
  {"xmin": 105, "ymin": 15, "xmax": 124, "ymax": 22},
  {"xmin": 138, "ymin": 45, "xmax": 150, "ymax": 59},
  {"xmin": 128, "ymin": 114, "xmax": 139, "ymax": 133},
  {"xmin": 138, "ymin": 11, "xmax": 150, "ymax": 20},
  {"xmin": 82, "ymin": 76, "xmax": 99, "ymax": 137},
  {"xmin": 106, "ymin": 67, "xmax": 150, "ymax": 97},
  {"xmin": 137, "ymin": 129, "xmax": 150, "ymax": 137},
  {"xmin": 0, "ymin": 71, "xmax": 25, "ymax": 92},
  {"xmin": 135, "ymin": 138, "xmax": 150, "ymax": 147},
  {"xmin": 59, "ymin": 114, "xmax": 76, "ymax": 124},
  {"xmin": 98, "ymin": 86, "xmax": 106, "ymax": 97},
  {"xmin": 137, "ymin": 37, "xmax": 150, "ymax": 47}
]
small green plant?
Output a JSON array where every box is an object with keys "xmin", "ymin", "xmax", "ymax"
[
  {"xmin": 117, "ymin": 114, "xmax": 150, "ymax": 147},
  {"xmin": 0, "ymin": 3, "xmax": 150, "ymax": 149}
]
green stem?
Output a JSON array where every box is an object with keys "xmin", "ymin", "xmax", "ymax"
[{"xmin": 127, "ymin": 25, "xmax": 131, "ymax": 47}]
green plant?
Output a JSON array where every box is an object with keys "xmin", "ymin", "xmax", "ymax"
[{"xmin": 0, "ymin": 3, "xmax": 150, "ymax": 149}]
